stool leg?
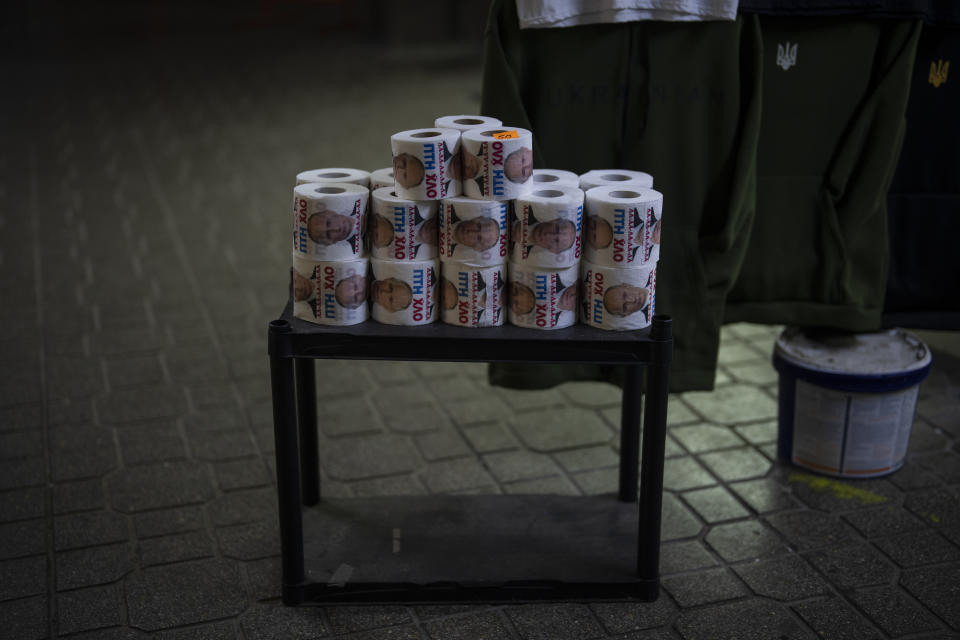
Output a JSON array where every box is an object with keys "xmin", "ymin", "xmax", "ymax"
[
  {"xmin": 270, "ymin": 353, "xmax": 305, "ymax": 603},
  {"xmin": 618, "ymin": 365, "xmax": 644, "ymax": 503},
  {"xmin": 295, "ymin": 358, "xmax": 319, "ymax": 506}
]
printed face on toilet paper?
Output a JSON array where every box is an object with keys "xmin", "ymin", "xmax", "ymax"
[
  {"xmin": 370, "ymin": 188, "xmax": 438, "ymax": 262},
  {"xmin": 390, "ymin": 128, "xmax": 461, "ymax": 200},
  {"xmin": 441, "ymin": 262, "xmax": 506, "ymax": 327},
  {"xmin": 438, "ymin": 198, "xmax": 508, "ymax": 266},
  {"xmin": 580, "ymin": 262, "xmax": 656, "ymax": 331},
  {"xmin": 583, "ymin": 186, "xmax": 663, "ymax": 267},
  {"xmin": 460, "ymin": 127, "xmax": 534, "ymax": 200},
  {"xmin": 369, "ymin": 259, "xmax": 439, "ymax": 326},
  {"xmin": 509, "ymin": 188, "xmax": 584, "ymax": 268},
  {"xmin": 292, "ymin": 183, "xmax": 368, "ymax": 261},
  {"xmin": 292, "ymin": 256, "xmax": 369, "ymax": 326},
  {"xmin": 508, "ymin": 264, "xmax": 579, "ymax": 330}
]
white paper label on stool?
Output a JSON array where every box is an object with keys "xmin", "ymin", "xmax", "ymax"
[
  {"xmin": 441, "ymin": 262, "xmax": 506, "ymax": 327},
  {"xmin": 369, "ymin": 167, "xmax": 395, "ymax": 191},
  {"xmin": 460, "ymin": 126, "xmax": 534, "ymax": 200},
  {"xmin": 292, "ymin": 183, "xmax": 369, "ymax": 261},
  {"xmin": 583, "ymin": 186, "xmax": 662, "ymax": 268},
  {"xmin": 508, "ymin": 263, "xmax": 579, "ymax": 330},
  {"xmin": 434, "ymin": 114, "xmax": 503, "ymax": 132},
  {"xmin": 370, "ymin": 258, "xmax": 439, "ymax": 325},
  {"xmin": 370, "ymin": 187, "xmax": 438, "ymax": 262},
  {"xmin": 438, "ymin": 198, "xmax": 508, "ymax": 266},
  {"xmin": 579, "ymin": 169, "xmax": 653, "ymax": 191},
  {"xmin": 532, "ymin": 169, "xmax": 580, "ymax": 189},
  {"xmin": 580, "ymin": 261, "xmax": 656, "ymax": 330},
  {"xmin": 390, "ymin": 128, "xmax": 461, "ymax": 200},
  {"xmin": 292, "ymin": 255, "xmax": 369, "ymax": 326},
  {"xmin": 296, "ymin": 167, "xmax": 371, "ymax": 187},
  {"xmin": 509, "ymin": 187, "xmax": 584, "ymax": 268}
]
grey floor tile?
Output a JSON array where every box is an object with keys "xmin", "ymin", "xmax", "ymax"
[
  {"xmin": 507, "ymin": 603, "xmax": 605, "ymax": 640},
  {"xmin": 0, "ymin": 555, "xmax": 47, "ymax": 601},
  {"xmin": 510, "ymin": 408, "xmax": 613, "ymax": 452},
  {"xmin": 791, "ymin": 596, "xmax": 880, "ymax": 640},
  {"xmin": 56, "ymin": 584, "xmax": 124, "ymax": 636},
  {"xmin": 733, "ymin": 554, "xmax": 831, "ymax": 601},
  {"xmin": 482, "ymin": 449, "xmax": 561, "ymax": 483},
  {"xmin": 847, "ymin": 586, "xmax": 942, "ymax": 637},
  {"xmin": 591, "ymin": 598, "xmax": 677, "ymax": 634},
  {"xmin": 704, "ymin": 520, "xmax": 787, "ymax": 563},
  {"xmin": 422, "ymin": 609, "xmax": 512, "ymax": 640},
  {"xmin": 681, "ymin": 486, "xmax": 750, "ymax": 523},
  {"xmin": 669, "ymin": 424, "xmax": 744, "ymax": 454},
  {"xmin": 676, "ymin": 599, "xmax": 814, "ymax": 640},
  {"xmin": 240, "ymin": 601, "xmax": 326, "ymax": 639}
]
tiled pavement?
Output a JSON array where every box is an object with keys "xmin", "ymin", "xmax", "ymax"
[{"xmin": 2, "ymin": 29, "xmax": 960, "ymax": 640}]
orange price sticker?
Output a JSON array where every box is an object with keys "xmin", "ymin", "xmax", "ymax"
[{"xmin": 492, "ymin": 130, "xmax": 520, "ymax": 140}]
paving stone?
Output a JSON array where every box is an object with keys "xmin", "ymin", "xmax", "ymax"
[
  {"xmin": 187, "ymin": 429, "xmax": 259, "ymax": 461},
  {"xmin": 900, "ymin": 563, "xmax": 960, "ymax": 630},
  {"xmin": 559, "ymin": 381, "xmax": 622, "ymax": 408},
  {"xmin": 134, "ymin": 505, "xmax": 206, "ymax": 538},
  {"xmin": 890, "ymin": 463, "xmax": 943, "ymax": 491},
  {"xmin": 351, "ymin": 474, "xmax": 426, "ymax": 497},
  {"xmin": 413, "ymin": 362, "xmax": 464, "ymax": 379},
  {"xmin": 216, "ymin": 520, "xmax": 279, "ymax": 561},
  {"xmin": 510, "ymin": 407, "xmax": 613, "ymax": 452},
  {"xmin": 729, "ymin": 478, "xmax": 796, "ymax": 514},
  {"xmin": 53, "ymin": 478, "xmax": 105, "ymax": 514},
  {"xmin": 423, "ymin": 609, "xmax": 512, "ymax": 640},
  {"xmin": 165, "ymin": 350, "xmax": 230, "ymax": 385},
  {"xmin": 725, "ymin": 360, "xmax": 779, "ymax": 386},
  {"xmin": 156, "ymin": 620, "xmax": 239, "ymax": 639},
  {"xmin": 681, "ymin": 486, "xmax": 749, "ymax": 523},
  {"xmin": 414, "ymin": 429, "xmax": 471, "ymax": 461},
  {"xmin": 97, "ymin": 385, "xmax": 185, "ymax": 424},
  {"xmin": 842, "ymin": 505, "xmax": 927, "ymax": 538},
  {"xmin": 207, "ymin": 487, "xmax": 277, "ymax": 527},
  {"xmin": 571, "ymin": 468, "xmax": 618, "ymax": 496},
  {"xmin": 0, "ymin": 555, "xmax": 47, "ymax": 601},
  {"xmin": 461, "ymin": 423, "xmax": 518, "ymax": 453},
  {"xmin": 54, "ymin": 510, "xmax": 129, "ymax": 550},
  {"xmin": 187, "ymin": 382, "xmax": 239, "ymax": 411},
  {"xmin": 47, "ymin": 356, "xmax": 105, "ymax": 398},
  {"xmin": 766, "ymin": 510, "xmax": 855, "ymax": 551},
  {"xmin": 213, "ymin": 458, "xmax": 270, "ymax": 491},
  {"xmin": 659, "ymin": 540, "xmax": 718, "ymax": 574},
  {"xmin": 681, "ymin": 385, "xmax": 777, "ymax": 425},
  {"xmin": 785, "ymin": 472, "xmax": 897, "ymax": 512},
  {"xmin": 139, "ymin": 530, "xmax": 215, "ymax": 566},
  {"xmin": 0, "ymin": 368, "xmax": 41, "ymax": 405},
  {"xmin": 503, "ymin": 475, "xmax": 580, "ymax": 495},
  {"xmin": 0, "ymin": 457, "xmax": 45, "ymax": 490},
  {"xmin": 908, "ymin": 420, "xmax": 954, "ymax": 453},
  {"xmin": 108, "ymin": 460, "xmax": 216, "ymax": 513},
  {"xmin": 591, "ymin": 597, "xmax": 677, "ymax": 633},
  {"xmin": 56, "ymin": 584, "xmax": 124, "ymax": 635},
  {"xmin": 697, "ymin": 447, "xmax": 771, "ymax": 482},
  {"xmin": 551, "ymin": 445, "xmax": 618, "ymax": 473},
  {"xmin": 443, "ymin": 395, "xmax": 512, "ymax": 427},
  {"xmin": 662, "ymin": 457, "xmax": 715, "ymax": 492},
  {"xmin": 803, "ymin": 541, "xmax": 896, "ymax": 591},
  {"xmin": 904, "ymin": 486, "xmax": 960, "ymax": 528},
  {"xmin": 0, "ymin": 519, "xmax": 46, "ymax": 560},
  {"xmin": 370, "ymin": 383, "xmax": 436, "ymax": 412},
  {"xmin": 482, "ymin": 449, "xmax": 561, "ymax": 483},
  {"xmin": 326, "ymin": 605, "xmax": 411, "ymax": 634},
  {"xmin": 337, "ymin": 624, "xmax": 423, "ymax": 639},
  {"xmin": 669, "ymin": 424, "xmax": 743, "ymax": 453},
  {"xmin": 420, "ymin": 458, "xmax": 495, "ymax": 494},
  {"xmin": 0, "ymin": 431, "xmax": 43, "ymax": 460},
  {"xmin": 507, "ymin": 603, "xmax": 605, "ymax": 640},
  {"xmin": 666, "ymin": 399, "xmax": 699, "ymax": 426},
  {"xmin": 915, "ymin": 451, "xmax": 960, "ymax": 483},
  {"xmin": 0, "ymin": 594, "xmax": 47, "ymax": 640},
  {"xmin": 56, "ymin": 542, "xmax": 134, "ymax": 590},
  {"xmin": 319, "ymin": 400, "xmax": 382, "ymax": 437},
  {"xmin": 733, "ymin": 553, "xmax": 831, "ymax": 601},
  {"xmin": 792, "ymin": 596, "xmax": 879, "ymax": 640},
  {"xmin": 0, "ymin": 404, "xmax": 42, "ymax": 432},
  {"xmin": 497, "ymin": 387, "xmax": 568, "ymax": 411},
  {"xmin": 244, "ymin": 556, "xmax": 283, "ymax": 601},
  {"xmin": 661, "ymin": 493, "xmax": 702, "ymax": 541},
  {"xmin": 847, "ymin": 586, "xmax": 942, "ymax": 636},
  {"xmin": 874, "ymin": 529, "xmax": 960, "ymax": 567},
  {"xmin": 662, "ymin": 567, "xmax": 748, "ymax": 607},
  {"xmin": 240, "ymin": 601, "xmax": 326, "ymax": 639},
  {"xmin": 414, "ymin": 604, "xmax": 491, "ymax": 620},
  {"xmin": 322, "ymin": 434, "xmax": 420, "ymax": 481},
  {"xmin": 732, "ymin": 420, "xmax": 778, "ymax": 445},
  {"xmin": 676, "ymin": 599, "xmax": 813, "ymax": 640},
  {"xmin": 125, "ymin": 559, "xmax": 246, "ymax": 631},
  {"xmin": 49, "ymin": 425, "xmax": 118, "ymax": 481},
  {"xmin": 0, "ymin": 487, "xmax": 45, "ymax": 523},
  {"xmin": 116, "ymin": 422, "xmax": 186, "ymax": 466},
  {"xmin": 382, "ymin": 404, "xmax": 450, "ymax": 435},
  {"xmin": 367, "ymin": 362, "xmax": 419, "ymax": 385},
  {"xmin": 717, "ymin": 341, "xmax": 767, "ymax": 366},
  {"xmin": 48, "ymin": 397, "xmax": 95, "ymax": 427},
  {"xmin": 705, "ymin": 520, "xmax": 786, "ymax": 563},
  {"xmin": 183, "ymin": 408, "xmax": 248, "ymax": 433},
  {"xmin": 104, "ymin": 354, "xmax": 165, "ymax": 389}
]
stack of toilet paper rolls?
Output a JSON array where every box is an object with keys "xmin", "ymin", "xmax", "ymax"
[
  {"xmin": 580, "ymin": 183, "xmax": 663, "ymax": 330},
  {"xmin": 507, "ymin": 187, "xmax": 584, "ymax": 330},
  {"xmin": 291, "ymin": 177, "xmax": 371, "ymax": 326}
]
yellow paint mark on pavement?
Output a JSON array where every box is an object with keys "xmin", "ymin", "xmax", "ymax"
[{"xmin": 788, "ymin": 472, "xmax": 888, "ymax": 505}]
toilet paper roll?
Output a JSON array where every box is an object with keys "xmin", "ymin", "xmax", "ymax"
[
  {"xmin": 390, "ymin": 127, "xmax": 461, "ymax": 200},
  {"xmin": 370, "ymin": 258, "xmax": 439, "ymax": 326},
  {"xmin": 580, "ymin": 261, "xmax": 656, "ymax": 331},
  {"xmin": 434, "ymin": 114, "xmax": 503, "ymax": 132},
  {"xmin": 369, "ymin": 167, "xmax": 395, "ymax": 191},
  {"xmin": 579, "ymin": 169, "xmax": 654, "ymax": 191},
  {"xmin": 509, "ymin": 187, "xmax": 584, "ymax": 268},
  {"xmin": 461, "ymin": 126, "xmax": 534, "ymax": 200},
  {"xmin": 441, "ymin": 261, "xmax": 506, "ymax": 328},
  {"xmin": 370, "ymin": 187, "xmax": 438, "ymax": 261},
  {"xmin": 293, "ymin": 182, "xmax": 368, "ymax": 260},
  {"xmin": 292, "ymin": 255, "xmax": 369, "ymax": 326},
  {"xmin": 532, "ymin": 169, "xmax": 580, "ymax": 189},
  {"xmin": 438, "ymin": 198, "xmax": 509, "ymax": 266},
  {"xmin": 508, "ymin": 263, "xmax": 579, "ymax": 330},
  {"xmin": 583, "ymin": 186, "xmax": 663, "ymax": 267},
  {"xmin": 296, "ymin": 167, "xmax": 371, "ymax": 187}
]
